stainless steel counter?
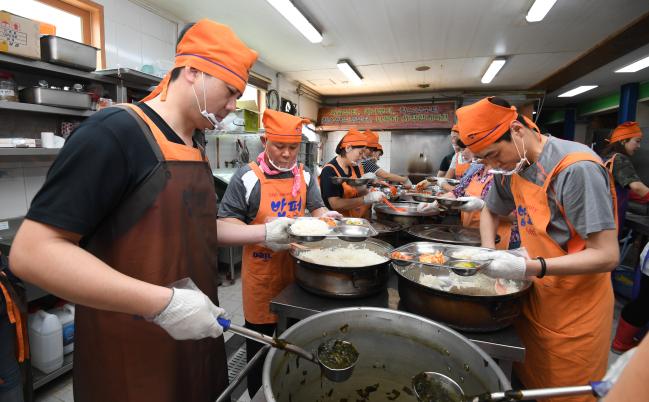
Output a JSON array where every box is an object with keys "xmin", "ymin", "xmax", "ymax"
[{"xmin": 270, "ymin": 272, "xmax": 525, "ymax": 380}]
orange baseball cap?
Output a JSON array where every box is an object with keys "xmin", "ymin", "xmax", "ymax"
[
  {"xmin": 610, "ymin": 121, "xmax": 642, "ymax": 144},
  {"xmin": 364, "ymin": 129, "xmax": 380, "ymax": 148},
  {"xmin": 457, "ymin": 97, "xmax": 541, "ymax": 153},
  {"xmin": 340, "ymin": 128, "xmax": 367, "ymax": 148},
  {"xmin": 263, "ymin": 109, "xmax": 309, "ymax": 143},
  {"xmin": 143, "ymin": 19, "xmax": 258, "ymax": 102}
]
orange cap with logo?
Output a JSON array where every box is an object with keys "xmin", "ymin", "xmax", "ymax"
[
  {"xmin": 340, "ymin": 128, "xmax": 367, "ymax": 148},
  {"xmin": 142, "ymin": 19, "xmax": 258, "ymax": 102},
  {"xmin": 364, "ymin": 129, "xmax": 380, "ymax": 148},
  {"xmin": 457, "ymin": 97, "xmax": 540, "ymax": 153},
  {"xmin": 609, "ymin": 121, "xmax": 642, "ymax": 144},
  {"xmin": 263, "ymin": 109, "xmax": 309, "ymax": 144}
]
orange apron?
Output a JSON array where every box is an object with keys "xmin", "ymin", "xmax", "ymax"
[
  {"xmin": 0, "ymin": 272, "xmax": 28, "ymax": 363},
  {"xmin": 242, "ymin": 161, "xmax": 307, "ymax": 324},
  {"xmin": 511, "ymin": 152, "xmax": 617, "ymax": 402},
  {"xmin": 460, "ymin": 172, "xmax": 511, "ymax": 250},
  {"xmin": 76, "ymin": 104, "xmax": 227, "ymax": 402},
  {"xmin": 323, "ymin": 162, "xmax": 370, "ymax": 218},
  {"xmin": 454, "ymin": 152, "xmax": 471, "ymax": 179}
]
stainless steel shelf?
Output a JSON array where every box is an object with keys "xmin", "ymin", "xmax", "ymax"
[
  {"xmin": 0, "ymin": 53, "xmax": 117, "ymax": 84},
  {"xmin": 95, "ymin": 68, "xmax": 161, "ymax": 87},
  {"xmin": 0, "ymin": 148, "xmax": 60, "ymax": 156},
  {"xmin": 33, "ymin": 352, "xmax": 74, "ymax": 389},
  {"xmin": 0, "ymin": 101, "xmax": 94, "ymax": 117}
]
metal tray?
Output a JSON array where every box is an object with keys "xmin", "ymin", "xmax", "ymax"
[
  {"xmin": 407, "ymin": 224, "xmax": 481, "ymax": 245},
  {"xmin": 330, "ymin": 177, "xmax": 374, "ymax": 187},
  {"xmin": 20, "ymin": 87, "xmax": 91, "ymax": 109},
  {"xmin": 40, "ymin": 35, "xmax": 98, "ymax": 71},
  {"xmin": 287, "ymin": 217, "xmax": 378, "ymax": 242},
  {"xmin": 390, "ymin": 241, "xmax": 494, "ymax": 275},
  {"xmin": 373, "ymin": 202, "xmax": 434, "ymax": 217},
  {"xmin": 427, "ymin": 195, "xmax": 469, "ymax": 209}
]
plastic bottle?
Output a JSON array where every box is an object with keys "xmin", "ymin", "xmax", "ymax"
[
  {"xmin": 51, "ymin": 304, "xmax": 75, "ymax": 354},
  {"xmin": 28, "ymin": 310, "xmax": 63, "ymax": 373}
]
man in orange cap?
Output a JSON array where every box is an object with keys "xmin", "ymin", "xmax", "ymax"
[
  {"xmin": 218, "ymin": 109, "xmax": 341, "ymax": 396},
  {"xmin": 9, "ymin": 20, "xmax": 295, "ymax": 402},
  {"xmin": 320, "ymin": 129, "xmax": 387, "ymax": 217},
  {"xmin": 455, "ymin": 96, "xmax": 619, "ymax": 401},
  {"xmin": 360, "ymin": 129, "xmax": 412, "ymax": 186}
]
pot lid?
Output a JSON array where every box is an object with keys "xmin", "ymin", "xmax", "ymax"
[{"xmin": 407, "ymin": 224, "xmax": 481, "ymax": 245}]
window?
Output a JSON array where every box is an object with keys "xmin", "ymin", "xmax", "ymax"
[{"xmin": 0, "ymin": 0, "xmax": 105, "ymax": 68}]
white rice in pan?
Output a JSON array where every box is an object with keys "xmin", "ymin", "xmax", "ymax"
[{"xmin": 299, "ymin": 246, "xmax": 388, "ymax": 267}]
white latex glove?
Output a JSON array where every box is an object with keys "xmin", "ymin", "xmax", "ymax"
[
  {"xmin": 403, "ymin": 179, "xmax": 413, "ymax": 188},
  {"xmin": 151, "ymin": 288, "xmax": 225, "ymax": 340},
  {"xmin": 265, "ymin": 217, "xmax": 295, "ymax": 242},
  {"xmin": 436, "ymin": 177, "xmax": 448, "ymax": 187},
  {"xmin": 322, "ymin": 210, "xmax": 344, "ymax": 219},
  {"xmin": 416, "ymin": 201, "xmax": 441, "ymax": 214},
  {"xmin": 456, "ymin": 196, "xmax": 485, "ymax": 212},
  {"xmin": 263, "ymin": 242, "xmax": 291, "ymax": 252},
  {"xmin": 363, "ymin": 191, "xmax": 386, "ymax": 204},
  {"xmin": 360, "ymin": 172, "xmax": 377, "ymax": 180},
  {"xmin": 482, "ymin": 251, "xmax": 528, "ymax": 280}
]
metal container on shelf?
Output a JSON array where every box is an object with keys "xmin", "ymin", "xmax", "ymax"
[
  {"xmin": 20, "ymin": 86, "xmax": 91, "ymax": 110},
  {"xmin": 289, "ymin": 238, "xmax": 393, "ymax": 298},
  {"xmin": 262, "ymin": 307, "xmax": 510, "ymax": 402},
  {"xmin": 40, "ymin": 36, "xmax": 98, "ymax": 71}
]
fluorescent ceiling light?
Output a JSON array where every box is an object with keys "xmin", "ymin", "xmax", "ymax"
[
  {"xmin": 615, "ymin": 55, "xmax": 649, "ymax": 73},
  {"xmin": 558, "ymin": 85, "xmax": 598, "ymax": 97},
  {"xmin": 481, "ymin": 58, "xmax": 506, "ymax": 84},
  {"xmin": 266, "ymin": 0, "xmax": 322, "ymax": 43},
  {"xmin": 337, "ymin": 59, "xmax": 363, "ymax": 85},
  {"xmin": 526, "ymin": 0, "xmax": 558, "ymax": 22}
]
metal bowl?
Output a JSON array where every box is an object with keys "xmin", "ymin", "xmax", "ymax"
[
  {"xmin": 262, "ymin": 308, "xmax": 511, "ymax": 402},
  {"xmin": 335, "ymin": 225, "xmax": 372, "ymax": 242}
]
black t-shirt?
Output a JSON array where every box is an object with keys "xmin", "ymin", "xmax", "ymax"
[
  {"xmin": 319, "ymin": 158, "xmax": 362, "ymax": 210},
  {"xmin": 439, "ymin": 152, "xmax": 454, "ymax": 173},
  {"xmin": 26, "ymin": 103, "xmax": 195, "ymax": 241}
]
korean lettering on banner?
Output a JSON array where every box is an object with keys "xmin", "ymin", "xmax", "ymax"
[{"xmin": 317, "ymin": 102, "xmax": 455, "ymax": 131}]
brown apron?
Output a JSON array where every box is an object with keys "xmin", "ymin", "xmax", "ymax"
[{"xmin": 74, "ymin": 104, "xmax": 227, "ymax": 402}]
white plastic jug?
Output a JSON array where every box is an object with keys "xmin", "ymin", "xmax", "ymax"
[
  {"xmin": 51, "ymin": 304, "xmax": 75, "ymax": 354},
  {"xmin": 28, "ymin": 310, "xmax": 63, "ymax": 373}
]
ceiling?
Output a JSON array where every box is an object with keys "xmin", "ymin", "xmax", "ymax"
[{"xmin": 143, "ymin": 0, "xmax": 649, "ymax": 102}]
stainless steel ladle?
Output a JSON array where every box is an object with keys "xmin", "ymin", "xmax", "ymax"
[{"xmin": 218, "ymin": 317, "xmax": 357, "ymax": 382}]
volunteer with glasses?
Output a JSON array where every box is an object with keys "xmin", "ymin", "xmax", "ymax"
[
  {"xmin": 319, "ymin": 129, "xmax": 386, "ymax": 218},
  {"xmin": 456, "ymin": 96, "xmax": 618, "ymax": 402}
]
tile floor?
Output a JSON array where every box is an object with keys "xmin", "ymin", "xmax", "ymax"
[{"xmin": 34, "ymin": 275, "xmax": 627, "ymax": 402}]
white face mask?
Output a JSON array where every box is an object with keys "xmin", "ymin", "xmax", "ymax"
[
  {"xmin": 266, "ymin": 145, "xmax": 297, "ymax": 172},
  {"xmin": 488, "ymin": 136, "xmax": 529, "ymax": 176},
  {"xmin": 192, "ymin": 72, "xmax": 220, "ymax": 130}
]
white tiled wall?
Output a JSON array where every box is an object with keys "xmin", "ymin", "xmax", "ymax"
[
  {"xmin": 321, "ymin": 131, "xmax": 392, "ymax": 172},
  {"xmin": 0, "ymin": 161, "xmax": 49, "ymax": 219},
  {"xmin": 96, "ymin": 0, "xmax": 178, "ymax": 71}
]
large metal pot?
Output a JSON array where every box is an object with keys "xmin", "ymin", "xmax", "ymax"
[
  {"xmin": 262, "ymin": 307, "xmax": 510, "ymax": 402},
  {"xmin": 290, "ymin": 238, "xmax": 393, "ymax": 298},
  {"xmin": 368, "ymin": 219, "xmax": 405, "ymax": 247},
  {"xmin": 393, "ymin": 263, "xmax": 532, "ymax": 332},
  {"xmin": 374, "ymin": 202, "xmax": 440, "ymax": 227}
]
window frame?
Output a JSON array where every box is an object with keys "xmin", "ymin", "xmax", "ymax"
[{"xmin": 37, "ymin": 0, "xmax": 106, "ymax": 68}]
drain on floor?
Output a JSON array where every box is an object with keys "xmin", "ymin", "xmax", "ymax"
[{"xmin": 227, "ymin": 345, "xmax": 248, "ymax": 383}]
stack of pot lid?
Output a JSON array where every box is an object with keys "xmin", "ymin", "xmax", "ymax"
[{"xmin": 407, "ymin": 224, "xmax": 481, "ymax": 246}]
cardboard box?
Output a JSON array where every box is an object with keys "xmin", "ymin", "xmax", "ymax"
[
  {"xmin": 236, "ymin": 100, "xmax": 260, "ymax": 133},
  {"xmin": 0, "ymin": 11, "xmax": 41, "ymax": 59}
]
